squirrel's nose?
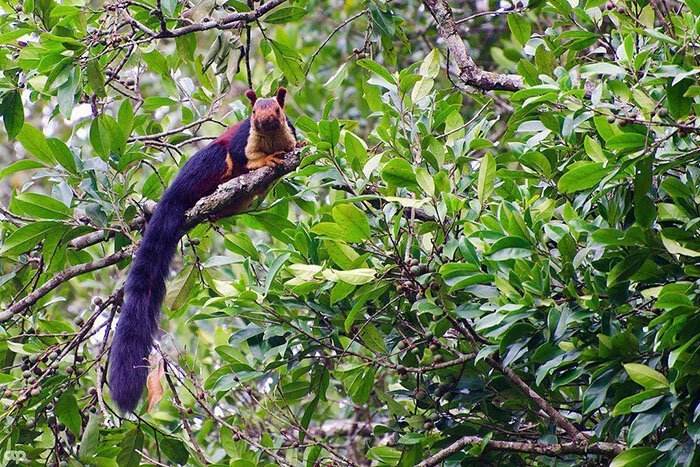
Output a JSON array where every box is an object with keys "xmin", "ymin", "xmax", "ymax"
[{"xmin": 261, "ymin": 116, "xmax": 280, "ymax": 128}]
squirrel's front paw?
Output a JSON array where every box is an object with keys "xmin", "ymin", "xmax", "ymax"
[
  {"xmin": 263, "ymin": 152, "xmax": 285, "ymax": 168},
  {"xmin": 248, "ymin": 153, "xmax": 284, "ymax": 169}
]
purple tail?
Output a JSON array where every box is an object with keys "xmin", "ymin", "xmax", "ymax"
[
  {"xmin": 108, "ymin": 142, "xmax": 229, "ymax": 412},
  {"xmin": 108, "ymin": 194, "xmax": 187, "ymax": 412}
]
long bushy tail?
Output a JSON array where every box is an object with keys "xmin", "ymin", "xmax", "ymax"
[
  {"xmin": 108, "ymin": 142, "xmax": 229, "ymax": 412},
  {"xmin": 108, "ymin": 194, "xmax": 187, "ymax": 412}
]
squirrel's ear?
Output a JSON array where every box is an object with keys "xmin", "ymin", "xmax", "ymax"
[
  {"xmin": 245, "ymin": 89, "xmax": 257, "ymax": 106},
  {"xmin": 276, "ymin": 87, "xmax": 287, "ymax": 108}
]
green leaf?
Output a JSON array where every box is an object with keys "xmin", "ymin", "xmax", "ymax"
[
  {"xmin": 477, "ymin": 153, "xmax": 496, "ymax": 203},
  {"xmin": 0, "ymin": 222, "xmax": 65, "ymax": 255},
  {"xmin": 367, "ymin": 446, "xmax": 401, "ymax": 465},
  {"xmin": 667, "ymin": 78, "xmax": 693, "ymax": 119},
  {"xmin": 583, "ymin": 368, "xmax": 617, "ymax": 413},
  {"xmin": 357, "ymin": 58, "xmax": 396, "ymax": 85},
  {"xmin": 117, "ymin": 428, "xmax": 144, "ymax": 467},
  {"xmin": 1, "ymin": 90, "xmax": 24, "ymax": 138},
  {"xmin": 319, "ymin": 119, "xmax": 340, "ymax": 147},
  {"xmin": 13, "ymin": 192, "xmax": 71, "ymax": 220},
  {"xmin": 487, "ymin": 236, "xmax": 532, "ymax": 260},
  {"xmin": 684, "ymin": 0, "xmax": 700, "ymax": 14},
  {"xmin": 381, "ymin": 158, "xmax": 417, "ymax": 189},
  {"xmin": 584, "ymin": 136, "xmax": 606, "ymax": 162},
  {"xmin": 78, "ymin": 414, "xmax": 100, "ymax": 459},
  {"xmin": 142, "ymin": 49, "xmax": 170, "ymax": 76},
  {"xmin": 160, "ymin": 438, "xmax": 190, "ymax": 465},
  {"xmin": 47, "ymin": 138, "xmax": 78, "ymax": 174},
  {"xmin": 469, "ymin": 138, "xmax": 494, "ymax": 150},
  {"xmin": 310, "ymin": 222, "xmax": 349, "ymax": 240},
  {"xmin": 507, "ymin": 14, "xmax": 531, "ymax": 46},
  {"xmin": 557, "ymin": 162, "xmax": 609, "ymax": 193},
  {"xmin": 411, "ymin": 77, "xmax": 433, "ymax": 103},
  {"xmin": 368, "ymin": 4, "xmax": 395, "ymax": 39},
  {"xmin": 623, "ymin": 364, "xmax": 669, "ymax": 389},
  {"xmin": 118, "ymin": 99, "xmax": 135, "ymax": 135},
  {"xmin": 283, "ymin": 381, "xmax": 310, "ymax": 403},
  {"xmin": 86, "ymin": 60, "xmax": 106, "ymax": 98},
  {"xmin": 606, "ymin": 133, "xmax": 647, "ymax": 152},
  {"xmin": 330, "ymin": 280, "xmax": 355, "ymax": 303},
  {"xmin": 349, "ymin": 367, "xmax": 374, "ymax": 404},
  {"xmin": 612, "ymin": 389, "xmax": 666, "ymax": 416},
  {"xmin": 416, "ymin": 167, "xmax": 434, "ymax": 196},
  {"xmin": 269, "ymin": 40, "xmax": 305, "ymax": 85},
  {"xmin": 55, "ymin": 393, "xmax": 82, "ymax": 435},
  {"xmin": 263, "ymin": 252, "xmax": 291, "ymax": 295},
  {"xmin": 324, "ymin": 62, "xmax": 347, "ymax": 90},
  {"xmin": 332, "ymin": 204, "xmax": 371, "ymax": 241},
  {"xmin": 17, "ymin": 123, "xmax": 55, "ymax": 164},
  {"xmin": 0, "ymin": 160, "xmax": 44, "ymax": 180},
  {"xmin": 360, "ymin": 324, "xmax": 385, "ymax": 353},
  {"xmin": 419, "ymin": 49, "xmax": 441, "ymax": 79},
  {"xmin": 610, "ymin": 448, "xmax": 661, "ymax": 467},
  {"xmin": 142, "ymin": 97, "xmax": 177, "ymax": 111},
  {"xmin": 344, "ymin": 131, "xmax": 367, "ymax": 164},
  {"xmin": 263, "ymin": 6, "xmax": 307, "ymax": 23},
  {"xmin": 332, "ymin": 268, "xmax": 376, "ymax": 285},
  {"xmin": 165, "ymin": 266, "xmax": 198, "ymax": 311},
  {"xmin": 628, "ymin": 406, "xmax": 669, "ymax": 446},
  {"xmin": 90, "ymin": 114, "xmax": 125, "ymax": 159},
  {"xmin": 535, "ymin": 46, "xmax": 556, "ymax": 75},
  {"xmin": 607, "ymin": 254, "xmax": 646, "ymax": 286}
]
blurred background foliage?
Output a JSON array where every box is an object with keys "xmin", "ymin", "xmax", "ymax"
[{"xmin": 1, "ymin": 0, "xmax": 700, "ymax": 465}]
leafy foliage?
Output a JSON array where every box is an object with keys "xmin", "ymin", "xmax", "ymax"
[{"xmin": 0, "ymin": 0, "xmax": 699, "ymax": 465}]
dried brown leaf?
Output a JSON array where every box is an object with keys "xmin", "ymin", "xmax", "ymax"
[{"xmin": 146, "ymin": 355, "xmax": 165, "ymax": 412}]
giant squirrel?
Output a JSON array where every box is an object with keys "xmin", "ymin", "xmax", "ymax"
[{"xmin": 109, "ymin": 88, "xmax": 298, "ymax": 412}]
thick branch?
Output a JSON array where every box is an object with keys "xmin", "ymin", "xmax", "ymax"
[
  {"xmin": 417, "ymin": 436, "xmax": 625, "ymax": 466},
  {"xmin": 154, "ymin": 0, "xmax": 286, "ymax": 38},
  {"xmin": 423, "ymin": 0, "xmax": 523, "ymax": 92},
  {"xmin": 183, "ymin": 149, "xmax": 301, "ymax": 228},
  {"xmin": 2, "ymin": 150, "xmax": 302, "ymax": 320}
]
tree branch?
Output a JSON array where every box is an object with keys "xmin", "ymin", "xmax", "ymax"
[
  {"xmin": 1, "ymin": 149, "xmax": 302, "ymax": 321},
  {"xmin": 446, "ymin": 317, "xmax": 589, "ymax": 444},
  {"xmin": 423, "ymin": 0, "xmax": 523, "ymax": 92},
  {"xmin": 486, "ymin": 357, "xmax": 587, "ymax": 444},
  {"xmin": 417, "ymin": 436, "xmax": 625, "ymax": 466},
  {"xmin": 0, "ymin": 249, "xmax": 131, "ymax": 322},
  {"xmin": 153, "ymin": 0, "xmax": 287, "ymax": 38}
]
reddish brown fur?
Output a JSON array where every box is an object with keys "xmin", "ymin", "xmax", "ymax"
[{"xmin": 215, "ymin": 120, "xmax": 246, "ymax": 147}]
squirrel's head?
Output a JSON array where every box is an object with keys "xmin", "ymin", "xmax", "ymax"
[{"xmin": 246, "ymin": 88, "xmax": 287, "ymax": 132}]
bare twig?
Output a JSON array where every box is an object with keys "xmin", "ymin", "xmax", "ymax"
[
  {"xmin": 163, "ymin": 359, "xmax": 209, "ymax": 464},
  {"xmin": 305, "ymin": 9, "xmax": 367, "ymax": 75}
]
